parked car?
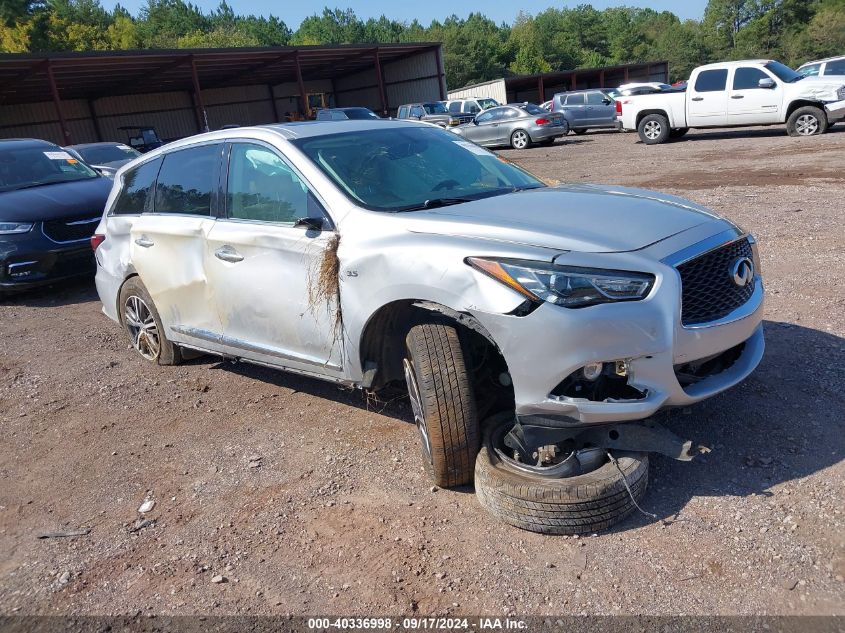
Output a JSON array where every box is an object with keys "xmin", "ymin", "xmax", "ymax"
[
  {"xmin": 451, "ymin": 103, "xmax": 568, "ymax": 149},
  {"xmin": 796, "ymin": 55, "xmax": 845, "ymax": 78},
  {"xmin": 618, "ymin": 60, "xmax": 845, "ymax": 144},
  {"xmin": 316, "ymin": 107, "xmax": 380, "ymax": 121},
  {"xmin": 444, "ymin": 97, "xmax": 500, "ymax": 115},
  {"xmin": 396, "ymin": 102, "xmax": 473, "ymax": 127},
  {"xmin": 119, "ymin": 125, "xmax": 164, "ymax": 153},
  {"xmin": 94, "ymin": 120, "xmax": 765, "ymax": 535},
  {"xmin": 0, "ymin": 138, "xmax": 112, "ymax": 294},
  {"xmin": 550, "ymin": 89, "xmax": 621, "ymax": 134},
  {"xmin": 66, "ymin": 142, "xmax": 142, "ymax": 178}
]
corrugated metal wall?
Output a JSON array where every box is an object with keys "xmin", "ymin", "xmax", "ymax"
[
  {"xmin": 447, "ymin": 79, "xmax": 507, "ymax": 104},
  {"xmin": 0, "ymin": 48, "xmax": 444, "ymax": 145}
]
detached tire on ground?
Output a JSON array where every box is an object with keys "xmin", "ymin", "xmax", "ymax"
[
  {"xmin": 474, "ymin": 414, "xmax": 649, "ymax": 535},
  {"xmin": 637, "ymin": 113, "xmax": 670, "ymax": 144},
  {"xmin": 404, "ymin": 323, "xmax": 479, "ymax": 488},
  {"xmin": 786, "ymin": 105, "xmax": 828, "ymax": 137}
]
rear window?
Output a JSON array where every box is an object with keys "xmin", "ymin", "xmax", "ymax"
[
  {"xmin": 112, "ymin": 158, "xmax": 161, "ymax": 215},
  {"xmin": 154, "ymin": 144, "xmax": 219, "ymax": 216},
  {"xmin": 694, "ymin": 69, "xmax": 728, "ymax": 92}
]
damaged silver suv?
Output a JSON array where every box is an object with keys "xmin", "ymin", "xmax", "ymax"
[{"xmin": 94, "ymin": 121, "xmax": 764, "ymax": 535}]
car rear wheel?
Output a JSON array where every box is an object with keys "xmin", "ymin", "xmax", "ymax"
[
  {"xmin": 474, "ymin": 413, "xmax": 649, "ymax": 535},
  {"xmin": 119, "ymin": 277, "xmax": 183, "ymax": 365},
  {"xmin": 571, "ymin": 128, "xmax": 587, "ymax": 135},
  {"xmin": 638, "ymin": 114, "xmax": 670, "ymax": 144},
  {"xmin": 786, "ymin": 106, "xmax": 828, "ymax": 137},
  {"xmin": 404, "ymin": 323, "xmax": 479, "ymax": 488},
  {"xmin": 510, "ymin": 130, "xmax": 531, "ymax": 150}
]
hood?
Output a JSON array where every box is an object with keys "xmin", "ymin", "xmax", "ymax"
[
  {"xmin": 790, "ymin": 76, "xmax": 845, "ymax": 101},
  {"xmin": 402, "ymin": 184, "xmax": 729, "ymax": 253},
  {"xmin": 0, "ymin": 176, "xmax": 113, "ymax": 222}
]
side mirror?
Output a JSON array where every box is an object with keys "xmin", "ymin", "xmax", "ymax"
[
  {"xmin": 758, "ymin": 78, "xmax": 776, "ymax": 89},
  {"xmin": 602, "ymin": 98, "xmax": 612, "ymax": 105},
  {"xmin": 294, "ymin": 216, "xmax": 324, "ymax": 231}
]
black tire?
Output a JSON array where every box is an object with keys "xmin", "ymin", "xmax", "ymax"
[
  {"xmin": 474, "ymin": 413, "xmax": 649, "ymax": 535},
  {"xmin": 571, "ymin": 128, "xmax": 587, "ymax": 135},
  {"xmin": 637, "ymin": 113, "xmax": 671, "ymax": 144},
  {"xmin": 404, "ymin": 323, "xmax": 479, "ymax": 488},
  {"xmin": 669, "ymin": 127, "xmax": 689, "ymax": 139},
  {"xmin": 509, "ymin": 129, "xmax": 531, "ymax": 150},
  {"xmin": 118, "ymin": 276, "xmax": 183, "ymax": 366},
  {"xmin": 539, "ymin": 138, "xmax": 555, "ymax": 146},
  {"xmin": 786, "ymin": 105, "xmax": 828, "ymax": 137}
]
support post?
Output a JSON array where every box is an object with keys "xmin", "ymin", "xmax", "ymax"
[
  {"xmin": 294, "ymin": 51, "xmax": 308, "ymax": 118},
  {"xmin": 46, "ymin": 61, "xmax": 71, "ymax": 146},
  {"xmin": 537, "ymin": 76, "xmax": 545, "ymax": 103},
  {"xmin": 646, "ymin": 64, "xmax": 651, "ymax": 81},
  {"xmin": 624, "ymin": 66, "xmax": 630, "ymax": 82},
  {"xmin": 570, "ymin": 72, "xmax": 577, "ymax": 90},
  {"xmin": 267, "ymin": 84, "xmax": 280, "ymax": 122},
  {"xmin": 373, "ymin": 48, "xmax": 388, "ymax": 117},
  {"xmin": 433, "ymin": 46, "xmax": 446, "ymax": 100},
  {"xmin": 190, "ymin": 56, "xmax": 208, "ymax": 133},
  {"xmin": 88, "ymin": 99, "xmax": 103, "ymax": 142},
  {"xmin": 599, "ymin": 70, "xmax": 605, "ymax": 88}
]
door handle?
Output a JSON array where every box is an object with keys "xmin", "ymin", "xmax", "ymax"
[
  {"xmin": 731, "ymin": 95, "xmax": 744, "ymax": 99},
  {"xmin": 134, "ymin": 236, "xmax": 154, "ymax": 248},
  {"xmin": 691, "ymin": 97, "xmax": 704, "ymax": 101},
  {"xmin": 214, "ymin": 247, "xmax": 244, "ymax": 263}
]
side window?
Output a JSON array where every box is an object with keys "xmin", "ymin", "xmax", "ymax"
[
  {"xmin": 466, "ymin": 102, "xmax": 480, "ymax": 114},
  {"xmin": 502, "ymin": 108, "xmax": 520, "ymax": 119},
  {"xmin": 733, "ymin": 67, "xmax": 769, "ymax": 90},
  {"xmin": 112, "ymin": 158, "xmax": 161, "ymax": 215},
  {"xmin": 565, "ymin": 93, "xmax": 585, "ymax": 105},
  {"xmin": 410, "ymin": 106, "xmax": 424, "ymax": 118},
  {"xmin": 154, "ymin": 144, "xmax": 218, "ymax": 216},
  {"xmin": 398, "ymin": 106, "xmax": 408, "ymax": 119},
  {"xmin": 799, "ymin": 63, "xmax": 821, "ymax": 77},
  {"xmin": 694, "ymin": 69, "xmax": 728, "ymax": 92},
  {"xmin": 227, "ymin": 143, "xmax": 324, "ymax": 224},
  {"xmin": 475, "ymin": 110, "xmax": 496, "ymax": 124},
  {"xmin": 824, "ymin": 59, "xmax": 845, "ymax": 75},
  {"xmin": 448, "ymin": 102, "xmax": 461, "ymax": 113},
  {"xmin": 586, "ymin": 92, "xmax": 606, "ymax": 105}
]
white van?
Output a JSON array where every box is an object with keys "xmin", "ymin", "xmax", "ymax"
[{"xmin": 444, "ymin": 97, "xmax": 500, "ymax": 115}]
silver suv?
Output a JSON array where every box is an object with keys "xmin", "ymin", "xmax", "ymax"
[{"xmin": 94, "ymin": 121, "xmax": 764, "ymax": 535}]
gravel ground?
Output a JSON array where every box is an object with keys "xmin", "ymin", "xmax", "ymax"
[{"xmin": 0, "ymin": 125, "xmax": 843, "ymax": 617}]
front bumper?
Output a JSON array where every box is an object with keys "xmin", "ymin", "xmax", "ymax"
[
  {"xmin": 470, "ymin": 253, "xmax": 765, "ymax": 427},
  {"xmin": 0, "ymin": 228, "xmax": 94, "ymax": 292},
  {"xmin": 824, "ymin": 99, "xmax": 845, "ymax": 121}
]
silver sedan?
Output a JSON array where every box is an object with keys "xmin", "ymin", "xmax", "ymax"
[{"xmin": 451, "ymin": 103, "xmax": 569, "ymax": 149}]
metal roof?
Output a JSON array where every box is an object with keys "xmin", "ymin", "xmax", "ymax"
[{"xmin": 0, "ymin": 43, "xmax": 440, "ymax": 105}]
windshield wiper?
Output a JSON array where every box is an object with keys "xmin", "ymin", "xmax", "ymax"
[{"xmin": 395, "ymin": 197, "xmax": 475, "ymax": 212}]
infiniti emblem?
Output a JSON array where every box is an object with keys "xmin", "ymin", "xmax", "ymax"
[{"xmin": 730, "ymin": 257, "xmax": 754, "ymax": 287}]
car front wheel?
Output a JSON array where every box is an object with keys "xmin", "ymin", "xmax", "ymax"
[
  {"xmin": 786, "ymin": 106, "xmax": 828, "ymax": 137},
  {"xmin": 404, "ymin": 323, "xmax": 479, "ymax": 487},
  {"xmin": 119, "ymin": 277, "xmax": 183, "ymax": 365}
]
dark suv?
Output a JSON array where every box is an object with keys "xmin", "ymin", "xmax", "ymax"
[
  {"xmin": 0, "ymin": 138, "xmax": 112, "ymax": 293},
  {"xmin": 550, "ymin": 89, "xmax": 621, "ymax": 134},
  {"xmin": 396, "ymin": 102, "xmax": 473, "ymax": 127}
]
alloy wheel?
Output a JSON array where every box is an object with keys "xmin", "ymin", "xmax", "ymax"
[
  {"xmin": 512, "ymin": 131, "xmax": 528, "ymax": 149},
  {"xmin": 403, "ymin": 357, "xmax": 432, "ymax": 465},
  {"xmin": 643, "ymin": 120, "xmax": 662, "ymax": 140},
  {"xmin": 796, "ymin": 114, "xmax": 819, "ymax": 136},
  {"xmin": 124, "ymin": 295, "xmax": 160, "ymax": 361}
]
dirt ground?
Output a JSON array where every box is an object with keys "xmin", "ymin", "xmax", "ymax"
[{"xmin": 1, "ymin": 125, "xmax": 843, "ymax": 618}]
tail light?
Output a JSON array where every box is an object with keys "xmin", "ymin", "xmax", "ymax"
[
  {"xmin": 91, "ymin": 234, "xmax": 105, "ymax": 251},
  {"xmin": 535, "ymin": 117, "xmax": 550, "ymax": 125},
  {"xmin": 615, "ymin": 100, "xmax": 622, "ymax": 115}
]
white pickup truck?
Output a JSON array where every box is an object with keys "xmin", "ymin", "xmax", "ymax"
[{"xmin": 617, "ymin": 59, "xmax": 845, "ymax": 144}]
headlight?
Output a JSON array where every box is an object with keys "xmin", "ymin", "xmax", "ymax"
[
  {"xmin": 0, "ymin": 222, "xmax": 33, "ymax": 235},
  {"xmin": 466, "ymin": 257, "xmax": 655, "ymax": 308}
]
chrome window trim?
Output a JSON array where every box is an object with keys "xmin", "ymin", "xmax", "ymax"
[{"xmin": 661, "ymin": 227, "xmax": 744, "ymax": 268}]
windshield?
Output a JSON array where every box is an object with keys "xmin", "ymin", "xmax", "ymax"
[
  {"xmin": 477, "ymin": 98, "xmax": 499, "ymax": 110},
  {"xmin": 423, "ymin": 102, "xmax": 448, "ymax": 114},
  {"xmin": 344, "ymin": 108, "xmax": 380, "ymax": 120},
  {"xmin": 77, "ymin": 144, "xmax": 141, "ymax": 165},
  {"xmin": 291, "ymin": 126, "xmax": 544, "ymax": 212},
  {"xmin": 765, "ymin": 61, "xmax": 803, "ymax": 83},
  {"xmin": 0, "ymin": 146, "xmax": 99, "ymax": 193}
]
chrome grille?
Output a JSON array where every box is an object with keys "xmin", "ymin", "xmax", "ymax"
[
  {"xmin": 42, "ymin": 216, "xmax": 99, "ymax": 243},
  {"xmin": 677, "ymin": 237, "xmax": 755, "ymax": 326}
]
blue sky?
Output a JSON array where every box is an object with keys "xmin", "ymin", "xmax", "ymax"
[{"xmin": 103, "ymin": 0, "xmax": 709, "ymax": 25}]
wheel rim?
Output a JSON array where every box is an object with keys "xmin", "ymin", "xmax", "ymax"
[
  {"xmin": 124, "ymin": 295, "xmax": 160, "ymax": 361},
  {"xmin": 491, "ymin": 421, "xmax": 605, "ymax": 479},
  {"xmin": 512, "ymin": 131, "xmax": 528, "ymax": 148},
  {"xmin": 796, "ymin": 114, "xmax": 819, "ymax": 136},
  {"xmin": 643, "ymin": 120, "xmax": 661, "ymax": 140},
  {"xmin": 403, "ymin": 358, "xmax": 432, "ymax": 465}
]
